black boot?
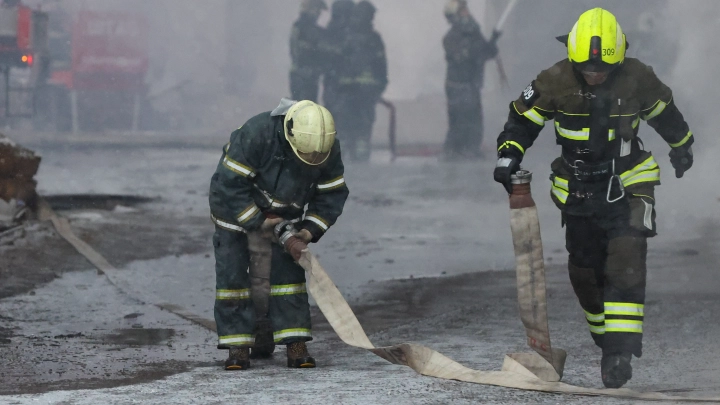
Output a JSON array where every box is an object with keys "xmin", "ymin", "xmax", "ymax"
[
  {"xmin": 601, "ymin": 352, "xmax": 632, "ymax": 388},
  {"xmin": 250, "ymin": 320, "xmax": 275, "ymax": 359},
  {"xmin": 287, "ymin": 341, "xmax": 316, "ymax": 368},
  {"xmin": 224, "ymin": 347, "xmax": 250, "ymax": 370}
]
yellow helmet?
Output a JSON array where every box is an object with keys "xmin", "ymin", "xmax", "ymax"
[
  {"xmin": 567, "ymin": 8, "xmax": 626, "ymax": 70},
  {"xmin": 284, "ymin": 100, "xmax": 336, "ymax": 166}
]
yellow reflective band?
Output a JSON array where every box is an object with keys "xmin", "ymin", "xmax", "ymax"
[
  {"xmin": 223, "ymin": 156, "xmax": 256, "ymax": 178},
  {"xmin": 632, "ymin": 117, "xmax": 640, "ymax": 129},
  {"xmin": 211, "ymin": 214, "xmax": 246, "ymax": 233},
  {"xmin": 270, "ymin": 283, "xmax": 307, "ymax": 296},
  {"xmin": 273, "ymin": 328, "xmax": 312, "ymax": 342},
  {"xmin": 305, "ymin": 214, "xmax": 329, "ymax": 231},
  {"xmin": 219, "ymin": 334, "xmax": 255, "ymax": 345},
  {"xmin": 669, "ymin": 131, "xmax": 693, "ymax": 148},
  {"xmin": 224, "ymin": 142, "xmax": 230, "ymax": 153},
  {"xmin": 523, "ymin": 108, "xmax": 546, "ymax": 126},
  {"xmin": 642, "ymin": 99, "xmax": 668, "ymax": 120},
  {"xmin": 605, "ymin": 320, "xmax": 643, "ymax": 333},
  {"xmin": 589, "ymin": 325, "xmax": 606, "ymax": 335},
  {"xmin": 620, "ymin": 156, "xmax": 659, "ymax": 186},
  {"xmin": 237, "ymin": 204, "xmax": 260, "ymax": 224},
  {"xmin": 623, "ymin": 169, "xmax": 660, "ymax": 187},
  {"xmin": 551, "ymin": 187, "xmax": 569, "ymax": 204},
  {"xmin": 632, "ymin": 193, "xmax": 655, "ymax": 201},
  {"xmin": 553, "ymin": 176, "xmax": 569, "ymax": 190},
  {"xmin": 605, "ymin": 302, "xmax": 644, "ymax": 316},
  {"xmin": 558, "ymin": 110, "xmax": 589, "ymax": 117},
  {"xmin": 608, "ymin": 129, "xmax": 616, "ymax": 141},
  {"xmin": 555, "ymin": 122, "xmax": 589, "ymax": 141},
  {"xmin": 317, "ymin": 176, "xmax": 346, "ymax": 191},
  {"xmin": 216, "ymin": 289, "xmax": 251, "ymax": 300},
  {"xmin": 498, "ymin": 141, "xmax": 525, "ymax": 155},
  {"xmin": 584, "ymin": 310, "xmax": 605, "ymax": 323}
]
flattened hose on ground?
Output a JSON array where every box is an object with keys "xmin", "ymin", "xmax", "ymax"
[{"xmin": 38, "ymin": 200, "xmax": 720, "ymax": 402}]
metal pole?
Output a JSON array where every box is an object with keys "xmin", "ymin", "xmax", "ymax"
[
  {"xmin": 131, "ymin": 92, "xmax": 140, "ymax": 132},
  {"xmin": 70, "ymin": 90, "xmax": 79, "ymax": 134}
]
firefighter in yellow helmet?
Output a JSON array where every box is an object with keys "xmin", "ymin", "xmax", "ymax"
[
  {"xmin": 209, "ymin": 98, "xmax": 349, "ymax": 370},
  {"xmin": 494, "ymin": 8, "xmax": 694, "ymax": 388}
]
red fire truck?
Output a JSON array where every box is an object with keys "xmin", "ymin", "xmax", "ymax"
[
  {"xmin": 45, "ymin": 9, "xmax": 149, "ymax": 132},
  {"xmin": 0, "ymin": 0, "xmax": 48, "ymax": 121}
]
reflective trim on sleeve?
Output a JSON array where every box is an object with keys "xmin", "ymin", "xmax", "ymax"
[
  {"xmin": 623, "ymin": 169, "xmax": 660, "ymax": 187},
  {"xmin": 523, "ymin": 108, "xmax": 546, "ymax": 126},
  {"xmin": 498, "ymin": 141, "xmax": 525, "ymax": 155},
  {"xmin": 219, "ymin": 334, "xmax": 255, "ymax": 346},
  {"xmin": 589, "ymin": 324, "xmax": 606, "ymax": 335},
  {"xmin": 608, "ymin": 129, "xmax": 616, "ymax": 141},
  {"xmin": 632, "ymin": 117, "xmax": 640, "ymax": 129},
  {"xmin": 305, "ymin": 214, "xmax": 329, "ymax": 231},
  {"xmin": 270, "ymin": 283, "xmax": 307, "ymax": 296},
  {"xmin": 584, "ymin": 310, "xmax": 605, "ymax": 323},
  {"xmin": 223, "ymin": 156, "xmax": 256, "ymax": 178},
  {"xmin": 642, "ymin": 99, "xmax": 668, "ymax": 120},
  {"xmin": 211, "ymin": 214, "xmax": 247, "ymax": 233},
  {"xmin": 216, "ymin": 289, "xmax": 251, "ymax": 300},
  {"xmin": 317, "ymin": 176, "xmax": 346, "ymax": 191},
  {"xmin": 273, "ymin": 328, "xmax": 312, "ymax": 343},
  {"xmin": 605, "ymin": 319, "xmax": 643, "ymax": 333},
  {"xmin": 605, "ymin": 302, "xmax": 644, "ymax": 316},
  {"xmin": 669, "ymin": 131, "xmax": 693, "ymax": 148},
  {"xmin": 555, "ymin": 122, "xmax": 590, "ymax": 141},
  {"xmin": 237, "ymin": 204, "xmax": 261, "ymax": 224}
]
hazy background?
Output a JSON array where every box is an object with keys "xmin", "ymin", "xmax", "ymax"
[{"xmin": 22, "ymin": 0, "xmax": 715, "ymax": 150}]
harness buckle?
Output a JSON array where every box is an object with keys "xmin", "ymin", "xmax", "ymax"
[{"xmin": 606, "ymin": 160, "xmax": 625, "ymax": 203}]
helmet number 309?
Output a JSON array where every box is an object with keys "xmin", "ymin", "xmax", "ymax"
[{"xmin": 602, "ymin": 48, "xmax": 615, "ymax": 56}]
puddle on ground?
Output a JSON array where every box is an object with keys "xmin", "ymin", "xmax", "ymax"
[
  {"xmin": 101, "ymin": 328, "xmax": 175, "ymax": 346},
  {"xmin": 44, "ymin": 194, "xmax": 157, "ymax": 211}
]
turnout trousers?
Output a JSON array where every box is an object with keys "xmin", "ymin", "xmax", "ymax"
[
  {"xmin": 444, "ymin": 80, "xmax": 483, "ymax": 157},
  {"xmin": 213, "ymin": 226, "xmax": 312, "ymax": 349},
  {"xmin": 564, "ymin": 193, "xmax": 656, "ymax": 358}
]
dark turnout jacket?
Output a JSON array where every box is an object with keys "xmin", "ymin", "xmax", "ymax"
[{"xmin": 209, "ymin": 108, "xmax": 349, "ymax": 242}]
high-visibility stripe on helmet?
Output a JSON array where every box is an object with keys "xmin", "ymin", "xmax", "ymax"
[
  {"xmin": 216, "ymin": 289, "xmax": 251, "ymax": 300},
  {"xmin": 219, "ymin": 334, "xmax": 255, "ymax": 345},
  {"xmin": 669, "ymin": 131, "xmax": 693, "ymax": 148},
  {"xmin": 270, "ymin": 283, "xmax": 307, "ymax": 296},
  {"xmin": 605, "ymin": 302, "xmax": 644, "ymax": 316},
  {"xmin": 305, "ymin": 214, "xmax": 329, "ymax": 231},
  {"xmin": 605, "ymin": 319, "xmax": 643, "ymax": 333},
  {"xmin": 273, "ymin": 328, "xmax": 312, "ymax": 342}
]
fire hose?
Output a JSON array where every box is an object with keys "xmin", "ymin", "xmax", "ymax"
[{"xmin": 37, "ymin": 199, "xmax": 720, "ymax": 402}]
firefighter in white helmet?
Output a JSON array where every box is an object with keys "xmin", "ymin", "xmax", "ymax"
[{"xmin": 209, "ymin": 98, "xmax": 349, "ymax": 370}]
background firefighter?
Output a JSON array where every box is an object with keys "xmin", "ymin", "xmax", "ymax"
[
  {"xmin": 208, "ymin": 98, "xmax": 349, "ymax": 370},
  {"xmin": 321, "ymin": 0, "xmax": 354, "ymax": 113},
  {"xmin": 442, "ymin": 0, "xmax": 499, "ymax": 161},
  {"xmin": 333, "ymin": 0, "xmax": 387, "ymax": 162},
  {"xmin": 289, "ymin": 0, "xmax": 328, "ymax": 102},
  {"xmin": 493, "ymin": 8, "xmax": 694, "ymax": 389}
]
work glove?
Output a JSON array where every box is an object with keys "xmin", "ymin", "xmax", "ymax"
[
  {"xmin": 294, "ymin": 229, "xmax": 313, "ymax": 244},
  {"xmin": 259, "ymin": 217, "xmax": 284, "ymax": 241},
  {"xmin": 669, "ymin": 145, "xmax": 693, "ymax": 178},
  {"xmin": 493, "ymin": 156, "xmax": 520, "ymax": 194}
]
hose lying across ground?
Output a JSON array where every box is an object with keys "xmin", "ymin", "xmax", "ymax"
[{"xmin": 37, "ymin": 199, "xmax": 720, "ymax": 402}]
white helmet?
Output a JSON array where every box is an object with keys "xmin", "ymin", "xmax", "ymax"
[{"xmin": 284, "ymin": 100, "xmax": 336, "ymax": 165}]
